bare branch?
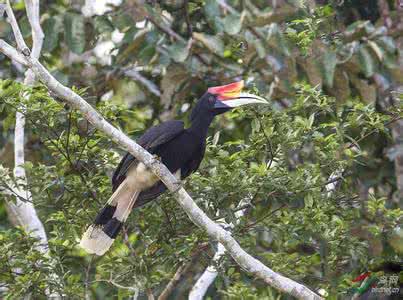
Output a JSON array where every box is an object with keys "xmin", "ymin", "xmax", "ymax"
[
  {"xmin": 24, "ymin": 0, "xmax": 44, "ymax": 59},
  {"xmin": 189, "ymin": 242, "xmax": 226, "ymax": 300},
  {"xmin": 124, "ymin": 68, "xmax": 161, "ymax": 97},
  {"xmin": 189, "ymin": 202, "xmax": 247, "ymax": 300},
  {"xmin": 2, "ymin": 1, "xmax": 61, "ymax": 299},
  {"xmin": 5, "ymin": 0, "xmax": 29, "ymax": 53},
  {"xmin": 0, "ymin": 40, "xmax": 29, "ymax": 66},
  {"xmin": 158, "ymin": 256, "xmax": 199, "ymax": 300}
]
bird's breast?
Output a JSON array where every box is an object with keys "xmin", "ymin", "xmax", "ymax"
[
  {"xmin": 126, "ymin": 162, "xmax": 159, "ymax": 191},
  {"xmin": 125, "ymin": 162, "xmax": 182, "ymax": 191}
]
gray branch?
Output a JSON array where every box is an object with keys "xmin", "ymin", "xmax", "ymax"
[
  {"xmin": 124, "ymin": 68, "xmax": 161, "ymax": 97},
  {"xmin": 2, "ymin": 1, "xmax": 61, "ymax": 299}
]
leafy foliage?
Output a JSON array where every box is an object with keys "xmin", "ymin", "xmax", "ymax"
[{"xmin": 0, "ymin": 0, "xmax": 402, "ymax": 299}]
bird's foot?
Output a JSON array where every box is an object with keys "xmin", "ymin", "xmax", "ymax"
[{"xmin": 152, "ymin": 154, "xmax": 161, "ymax": 161}]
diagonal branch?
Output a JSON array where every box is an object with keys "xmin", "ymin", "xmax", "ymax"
[
  {"xmin": 124, "ymin": 67, "xmax": 161, "ymax": 97},
  {"xmin": 5, "ymin": 0, "xmax": 28, "ymax": 52},
  {"xmin": 0, "ymin": 40, "xmax": 28, "ymax": 65},
  {"xmin": 0, "ymin": 4, "xmax": 322, "ymax": 300}
]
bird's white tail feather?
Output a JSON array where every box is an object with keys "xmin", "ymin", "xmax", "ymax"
[
  {"xmin": 79, "ymin": 182, "xmax": 140, "ymax": 256},
  {"xmin": 80, "ymin": 225, "xmax": 114, "ymax": 256}
]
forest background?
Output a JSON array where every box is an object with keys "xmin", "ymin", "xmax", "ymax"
[{"xmin": 0, "ymin": 0, "xmax": 402, "ymax": 299}]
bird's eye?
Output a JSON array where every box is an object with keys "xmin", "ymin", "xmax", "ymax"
[{"xmin": 208, "ymin": 96, "xmax": 215, "ymax": 104}]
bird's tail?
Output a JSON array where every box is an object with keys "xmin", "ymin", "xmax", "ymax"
[{"xmin": 79, "ymin": 180, "xmax": 139, "ymax": 256}]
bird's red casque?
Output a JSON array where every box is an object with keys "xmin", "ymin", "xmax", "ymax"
[{"xmin": 208, "ymin": 80, "xmax": 244, "ymax": 100}]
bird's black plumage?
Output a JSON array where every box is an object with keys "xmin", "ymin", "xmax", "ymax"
[
  {"xmin": 111, "ymin": 93, "xmax": 218, "ymax": 208},
  {"xmin": 80, "ymin": 80, "xmax": 268, "ymax": 255},
  {"xmin": 112, "ymin": 120, "xmax": 184, "ymax": 190}
]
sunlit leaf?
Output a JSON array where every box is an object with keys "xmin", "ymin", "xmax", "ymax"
[
  {"xmin": 321, "ymin": 51, "xmax": 337, "ymax": 87},
  {"xmin": 64, "ymin": 13, "xmax": 86, "ymax": 54},
  {"xmin": 224, "ymin": 13, "xmax": 242, "ymax": 35},
  {"xmin": 167, "ymin": 41, "xmax": 190, "ymax": 63},
  {"xmin": 43, "ymin": 17, "xmax": 62, "ymax": 52},
  {"xmin": 193, "ymin": 32, "xmax": 224, "ymax": 56},
  {"xmin": 358, "ymin": 45, "xmax": 375, "ymax": 77}
]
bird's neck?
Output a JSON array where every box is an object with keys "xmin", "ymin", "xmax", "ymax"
[{"xmin": 187, "ymin": 114, "xmax": 214, "ymax": 140}]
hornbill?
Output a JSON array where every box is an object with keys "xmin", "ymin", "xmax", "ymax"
[{"xmin": 80, "ymin": 80, "xmax": 267, "ymax": 255}]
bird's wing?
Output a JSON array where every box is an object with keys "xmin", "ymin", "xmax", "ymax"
[
  {"xmin": 111, "ymin": 120, "xmax": 185, "ymax": 191},
  {"xmin": 180, "ymin": 145, "xmax": 206, "ymax": 179},
  {"xmin": 135, "ymin": 149, "xmax": 204, "ymax": 209},
  {"xmin": 134, "ymin": 182, "xmax": 167, "ymax": 208}
]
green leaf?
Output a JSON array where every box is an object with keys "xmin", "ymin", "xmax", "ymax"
[
  {"xmin": 321, "ymin": 51, "xmax": 337, "ymax": 87},
  {"xmin": 64, "ymin": 13, "xmax": 86, "ymax": 54},
  {"xmin": 204, "ymin": 0, "xmax": 220, "ymax": 19},
  {"xmin": 367, "ymin": 40, "xmax": 383, "ymax": 61},
  {"xmin": 376, "ymin": 36, "xmax": 396, "ymax": 53},
  {"xmin": 94, "ymin": 16, "xmax": 114, "ymax": 34},
  {"xmin": 304, "ymin": 194, "xmax": 314, "ymax": 208},
  {"xmin": 43, "ymin": 17, "xmax": 62, "ymax": 52},
  {"xmin": 358, "ymin": 45, "xmax": 375, "ymax": 77},
  {"xmin": 167, "ymin": 41, "xmax": 190, "ymax": 62},
  {"xmin": 268, "ymin": 24, "xmax": 290, "ymax": 56},
  {"xmin": 204, "ymin": 0, "xmax": 223, "ymax": 32},
  {"xmin": 137, "ymin": 45, "xmax": 156, "ymax": 64},
  {"xmin": 223, "ymin": 13, "xmax": 242, "ymax": 35},
  {"xmin": 193, "ymin": 32, "xmax": 224, "ymax": 56},
  {"xmin": 113, "ymin": 13, "xmax": 135, "ymax": 31}
]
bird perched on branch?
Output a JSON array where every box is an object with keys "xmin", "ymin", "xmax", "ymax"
[{"xmin": 80, "ymin": 80, "xmax": 268, "ymax": 255}]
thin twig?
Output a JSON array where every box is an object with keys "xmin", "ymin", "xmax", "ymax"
[
  {"xmin": 124, "ymin": 68, "xmax": 161, "ymax": 97},
  {"xmin": 184, "ymin": 0, "xmax": 193, "ymax": 37},
  {"xmin": 346, "ymin": 115, "xmax": 402, "ymax": 149}
]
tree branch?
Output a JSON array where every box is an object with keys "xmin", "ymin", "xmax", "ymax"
[
  {"xmin": 0, "ymin": 39, "xmax": 29, "ymax": 65},
  {"xmin": 2, "ymin": 1, "xmax": 61, "ymax": 298},
  {"xmin": 124, "ymin": 67, "xmax": 161, "ymax": 97},
  {"xmin": 3, "ymin": 0, "xmax": 47, "ymax": 254},
  {"xmin": 189, "ymin": 201, "xmax": 247, "ymax": 300},
  {"xmin": 158, "ymin": 254, "xmax": 200, "ymax": 300},
  {"xmin": 5, "ymin": 0, "xmax": 29, "ymax": 52},
  {"xmin": 189, "ymin": 242, "xmax": 226, "ymax": 300},
  {"xmin": 0, "ymin": 4, "xmax": 322, "ymax": 299}
]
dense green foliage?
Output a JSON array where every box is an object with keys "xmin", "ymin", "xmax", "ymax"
[{"xmin": 0, "ymin": 0, "xmax": 402, "ymax": 299}]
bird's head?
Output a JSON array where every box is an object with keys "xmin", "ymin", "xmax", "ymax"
[{"xmin": 191, "ymin": 80, "xmax": 268, "ymax": 121}]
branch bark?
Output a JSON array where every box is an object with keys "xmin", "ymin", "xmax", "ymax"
[
  {"xmin": 189, "ymin": 202, "xmax": 247, "ymax": 300},
  {"xmin": 124, "ymin": 67, "xmax": 161, "ymax": 97},
  {"xmin": 3, "ymin": 0, "xmax": 47, "ymax": 253},
  {"xmin": 0, "ymin": 3, "xmax": 322, "ymax": 299},
  {"xmin": 2, "ymin": 1, "xmax": 60, "ymax": 299},
  {"xmin": 158, "ymin": 254, "xmax": 200, "ymax": 300},
  {"xmin": 189, "ymin": 243, "xmax": 226, "ymax": 300}
]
